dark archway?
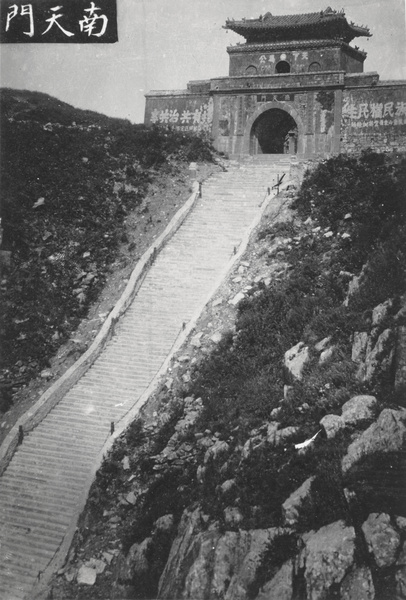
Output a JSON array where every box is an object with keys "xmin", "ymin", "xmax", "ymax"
[
  {"xmin": 275, "ymin": 60, "xmax": 291, "ymax": 73},
  {"xmin": 250, "ymin": 108, "xmax": 298, "ymax": 154}
]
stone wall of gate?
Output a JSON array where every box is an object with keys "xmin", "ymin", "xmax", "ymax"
[
  {"xmin": 144, "ymin": 78, "xmax": 406, "ymax": 158},
  {"xmin": 211, "ymin": 89, "xmax": 339, "ymax": 158},
  {"xmin": 340, "ymin": 82, "xmax": 406, "ymax": 154},
  {"xmin": 144, "ymin": 92, "xmax": 213, "ymax": 135},
  {"xmin": 227, "ymin": 44, "xmax": 364, "ymax": 77}
]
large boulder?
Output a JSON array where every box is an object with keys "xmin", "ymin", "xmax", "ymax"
[
  {"xmin": 342, "ymin": 408, "xmax": 406, "ymax": 474},
  {"xmin": 395, "ymin": 541, "xmax": 406, "ymax": 600},
  {"xmin": 77, "ymin": 565, "xmax": 97, "ymax": 586},
  {"xmin": 116, "ymin": 537, "xmax": 152, "ymax": 583},
  {"xmin": 282, "ymin": 476, "xmax": 315, "ymax": 527},
  {"xmin": 284, "ymin": 342, "xmax": 310, "ymax": 383},
  {"xmin": 320, "ymin": 414, "xmax": 345, "ymax": 439},
  {"xmin": 300, "ymin": 520, "xmax": 356, "ymax": 600},
  {"xmin": 224, "ymin": 506, "xmax": 244, "ymax": 528},
  {"xmin": 395, "ymin": 326, "xmax": 406, "ymax": 391},
  {"xmin": 266, "ymin": 422, "xmax": 300, "ymax": 447},
  {"xmin": 320, "ymin": 395, "xmax": 377, "ymax": 440},
  {"xmin": 351, "ymin": 332, "xmax": 369, "ymax": 364},
  {"xmin": 158, "ymin": 507, "xmax": 289, "ymax": 600},
  {"xmin": 340, "ymin": 565, "xmax": 375, "ymax": 600},
  {"xmin": 319, "ymin": 346, "xmax": 335, "ymax": 364},
  {"xmin": 372, "ymin": 299, "xmax": 393, "ymax": 327},
  {"xmin": 341, "ymin": 395, "xmax": 377, "ymax": 426},
  {"xmin": 157, "ymin": 507, "xmax": 206, "ymax": 598},
  {"xmin": 204, "ymin": 440, "xmax": 230, "ymax": 465},
  {"xmin": 344, "ymin": 273, "xmax": 363, "ymax": 306},
  {"xmin": 255, "ymin": 559, "xmax": 295, "ymax": 600},
  {"xmin": 314, "ymin": 336, "xmax": 332, "ymax": 353},
  {"xmin": 154, "ymin": 514, "xmax": 175, "ymax": 535},
  {"xmin": 174, "ymin": 397, "xmax": 204, "ymax": 437},
  {"xmin": 356, "ymin": 329, "xmax": 395, "ymax": 383},
  {"xmin": 361, "ymin": 513, "xmax": 401, "ymax": 568},
  {"xmin": 220, "ymin": 529, "xmax": 285, "ymax": 600}
]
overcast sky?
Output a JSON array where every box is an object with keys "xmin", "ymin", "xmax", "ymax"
[{"xmin": 1, "ymin": 0, "xmax": 405, "ymax": 123}]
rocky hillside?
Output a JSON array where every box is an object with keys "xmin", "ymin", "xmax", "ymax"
[
  {"xmin": 47, "ymin": 150, "xmax": 406, "ymax": 600},
  {"xmin": 0, "ymin": 89, "xmax": 215, "ymax": 418}
]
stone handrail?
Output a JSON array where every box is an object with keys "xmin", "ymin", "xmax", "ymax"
[
  {"xmin": 31, "ymin": 174, "xmax": 294, "ymax": 600},
  {"xmin": 0, "ymin": 182, "xmax": 201, "ymax": 476}
]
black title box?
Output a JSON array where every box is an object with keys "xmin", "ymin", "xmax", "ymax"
[{"xmin": 1, "ymin": 0, "xmax": 118, "ymax": 43}]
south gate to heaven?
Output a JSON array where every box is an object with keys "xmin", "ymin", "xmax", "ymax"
[{"xmin": 144, "ymin": 7, "xmax": 406, "ymax": 159}]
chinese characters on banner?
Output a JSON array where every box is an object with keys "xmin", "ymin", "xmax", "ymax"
[
  {"xmin": 258, "ymin": 51, "xmax": 308, "ymax": 64},
  {"xmin": 0, "ymin": 0, "xmax": 118, "ymax": 42},
  {"xmin": 150, "ymin": 100, "xmax": 214, "ymax": 133},
  {"xmin": 342, "ymin": 99, "xmax": 406, "ymax": 129}
]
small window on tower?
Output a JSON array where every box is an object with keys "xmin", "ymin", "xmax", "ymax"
[
  {"xmin": 275, "ymin": 61, "xmax": 291, "ymax": 73},
  {"xmin": 309, "ymin": 62, "xmax": 322, "ymax": 72},
  {"xmin": 245, "ymin": 65, "xmax": 258, "ymax": 75}
]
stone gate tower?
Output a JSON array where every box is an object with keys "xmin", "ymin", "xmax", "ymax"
[{"xmin": 145, "ymin": 7, "xmax": 406, "ymax": 158}]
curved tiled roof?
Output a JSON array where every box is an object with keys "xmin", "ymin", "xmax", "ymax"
[{"xmin": 224, "ymin": 7, "xmax": 371, "ymax": 44}]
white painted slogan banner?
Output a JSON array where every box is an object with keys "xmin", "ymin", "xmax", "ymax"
[
  {"xmin": 149, "ymin": 99, "xmax": 214, "ymax": 133},
  {"xmin": 342, "ymin": 98, "xmax": 406, "ymax": 129}
]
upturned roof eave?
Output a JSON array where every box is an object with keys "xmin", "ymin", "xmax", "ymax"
[
  {"xmin": 223, "ymin": 25, "xmax": 371, "ymax": 41},
  {"xmin": 223, "ymin": 17, "xmax": 371, "ymax": 41}
]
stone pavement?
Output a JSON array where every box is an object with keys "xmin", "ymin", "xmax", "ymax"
[{"xmin": 0, "ymin": 157, "xmax": 292, "ymax": 600}]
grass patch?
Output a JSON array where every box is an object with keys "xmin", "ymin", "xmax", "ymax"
[
  {"xmin": 0, "ymin": 89, "xmax": 214, "ymax": 411},
  {"xmin": 181, "ymin": 151, "xmax": 406, "ymax": 528}
]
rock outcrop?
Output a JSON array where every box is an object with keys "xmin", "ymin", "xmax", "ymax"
[
  {"xmin": 255, "ymin": 559, "xmax": 295, "ymax": 600},
  {"xmin": 320, "ymin": 395, "xmax": 377, "ymax": 439},
  {"xmin": 282, "ymin": 476, "xmax": 315, "ymax": 526},
  {"xmin": 157, "ymin": 506, "xmax": 290, "ymax": 600},
  {"xmin": 300, "ymin": 521, "xmax": 356, "ymax": 600},
  {"xmin": 342, "ymin": 408, "xmax": 406, "ymax": 473},
  {"xmin": 395, "ymin": 542, "xmax": 406, "ymax": 599},
  {"xmin": 284, "ymin": 342, "xmax": 310, "ymax": 383},
  {"xmin": 340, "ymin": 566, "xmax": 375, "ymax": 600},
  {"xmin": 116, "ymin": 536, "xmax": 152, "ymax": 583},
  {"xmin": 46, "ymin": 159, "xmax": 406, "ymax": 600},
  {"xmin": 321, "ymin": 413, "xmax": 345, "ymax": 438},
  {"xmin": 395, "ymin": 326, "xmax": 406, "ymax": 391},
  {"xmin": 356, "ymin": 328, "xmax": 395, "ymax": 383},
  {"xmin": 341, "ymin": 395, "xmax": 377, "ymax": 426},
  {"xmin": 361, "ymin": 512, "xmax": 401, "ymax": 568}
]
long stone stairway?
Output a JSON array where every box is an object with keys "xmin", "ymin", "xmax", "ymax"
[{"xmin": 0, "ymin": 157, "xmax": 292, "ymax": 600}]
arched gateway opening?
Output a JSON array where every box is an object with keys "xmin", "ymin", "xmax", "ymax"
[{"xmin": 250, "ymin": 109, "xmax": 298, "ymax": 155}]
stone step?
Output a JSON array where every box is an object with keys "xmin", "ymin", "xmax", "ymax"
[
  {"xmin": 2, "ymin": 469, "xmax": 88, "ymax": 491},
  {"xmin": 26, "ymin": 429, "xmax": 108, "ymax": 449},
  {"xmin": 32, "ymin": 412, "xmax": 110, "ymax": 430},
  {"xmin": 0, "ymin": 160, "xmax": 289, "ymax": 597},
  {"xmin": 0, "ymin": 535, "xmax": 58, "ymax": 561},
  {"xmin": 0, "ymin": 487, "xmax": 80, "ymax": 512},
  {"xmin": 0, "ymin": 504, "xmax": 73, "ymax": 531},
  {"xmin": 0, "ymin": 585, "xmax": 28, "ymax": 600},
  {"xmin": 0, "ymin": 501, "xmax": 73, "ymax": 526},
  {"xmin": 0, "ymin": 519, "xmax": 66, "ymax": 547},
  {"xmin": 8, "ymin": 452, "xmax": 96, "ymax": 473},
  {"xmin": 14, "ymin": 445, "xmax": 97, "ymax": 466},
  {"xmin": 0, "ymin": 557, "xmax": 46, "ymax": 580}
]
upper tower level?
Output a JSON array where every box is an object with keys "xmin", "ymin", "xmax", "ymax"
[{"xmin": 224, "ymin": 7, "xmax": 371, "ymax": 77}]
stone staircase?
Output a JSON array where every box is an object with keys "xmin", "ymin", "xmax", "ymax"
[{"xmin": 0, "ymin": 158, "xmax": 292, "ymax": 600}]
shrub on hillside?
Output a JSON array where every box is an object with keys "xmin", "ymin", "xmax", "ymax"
[
  {"xmin": 293, "ymin": 150, "xmax": 405, "ymax": 270},
  {"xmin": 109, "ymin": 124, "xmax": 214, "ymax": 168},
  {"xmin": 190, "ymin": 247, "xmax": 352, "ymax": 433},
  {"xmin": 183, "ymin": 152, "xmax": 406, "ymax": 530},
  {"xmin": 0, "ymin": 90, "xmax": 214, "ymax": 409}
]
